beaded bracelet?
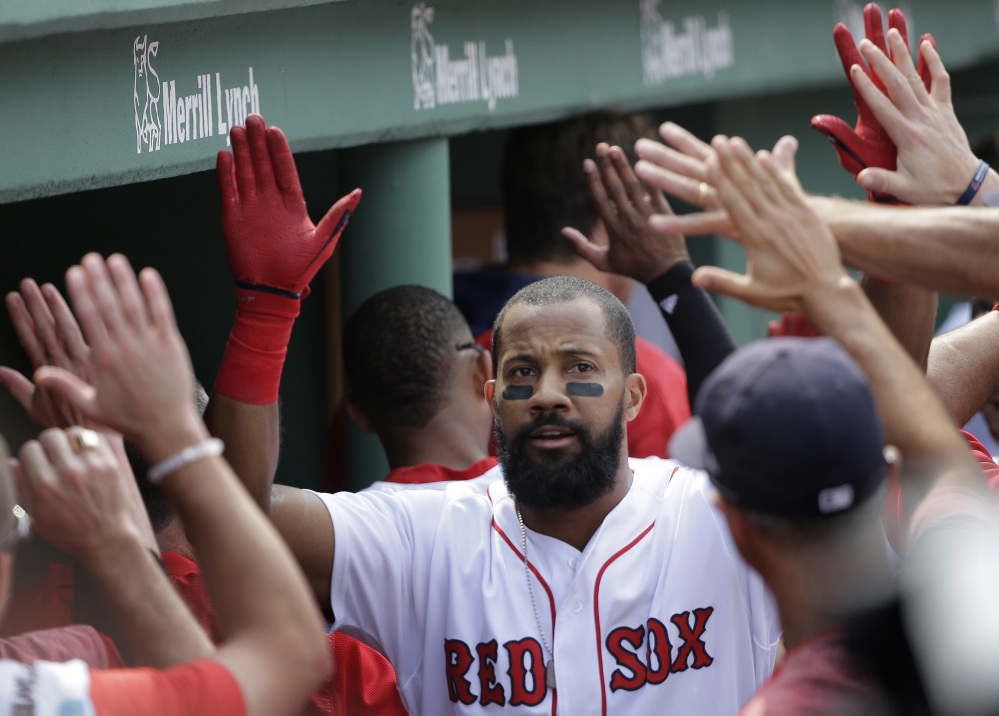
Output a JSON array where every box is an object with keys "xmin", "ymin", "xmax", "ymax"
[
  {"xmin": 147, "ymin": 438, "xmax": 225, "ymax": 484},
  {"xmin": 956, "ymin": 160, "xmax": 990, "ymax": 206}
]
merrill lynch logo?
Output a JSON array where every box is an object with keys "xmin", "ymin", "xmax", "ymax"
[
  {"xmin": 133, "ymin": 34, "xmax": 261, "ymax": 154},
  {"xmin": 640, "ymin": 0, "xmax": 733, "ymax": 86},
  {"xmin": 411, "ymin": 3, "xmax": 519, "ymax": 111}
]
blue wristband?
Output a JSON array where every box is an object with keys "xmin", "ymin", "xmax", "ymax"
[{"xmin": 956, "ymin": 160, "xmax": 990, "ymax": 206}]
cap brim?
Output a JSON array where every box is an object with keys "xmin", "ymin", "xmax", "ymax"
[{"xmin": 668, "ymin": 416, "xmax": 711, "ymax": 471}]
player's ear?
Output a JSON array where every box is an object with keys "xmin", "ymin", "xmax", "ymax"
[
  {"xmin": 485, "ymin": 380, "xmax": 497, "ymax": 415},
  {"xmin": 344, "ymin": 395, "xmax": 376, "ymax": 434},
  {"xmin": 623, "ymin": 372, "xmax": 647, "ymax": 422},
  {"xmin": 471, "ymin": 347, "xmax": 493, "ymax": 392}
]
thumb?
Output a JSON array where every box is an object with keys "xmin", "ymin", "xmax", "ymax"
[
  {"xmin": 313, "ymin": 189, "xmax": 362, "ymax": 258},
  {"xmin": 771, "ymin": 135, "xmax": 799, "ymax": 175},
  {"xmin": 561, "ymin": 227, "xmax": 609, "ymax": 271},
  {"xmin": 0, "ymin": 368, "xmax": 35, "ymax": 414},
  {"xmin": 856, "ymin": 167, "xmax": 900, "ymax": 200},
  {"xmin": 692, "ymin": 266, "xmax": 780, "ymax": 311},
  {"xmin": 811, "ymin": 115, "xmax": 867, "ymax": 176},
  {"xmin": 33, "ymin": 367, "xmax": 97, "ymax": 421}
]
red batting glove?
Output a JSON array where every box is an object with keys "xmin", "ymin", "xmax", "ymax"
[
  {"xmin": 215, "ymin": 113, "xmax": 361, "ymax": 404},
  {"xmin": 811, "ymin": 5, "xmax": 933, "ymax": 203},
  {"xmin": 767, "ymin": 312, "xmax": 821, "ymax": 339}
]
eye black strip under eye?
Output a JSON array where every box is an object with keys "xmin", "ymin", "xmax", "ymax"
[
  {"xmin": 566, "ymin": 382, "xmax": 603, "ymax": 397},
  {"xmin": 502, "ymin": 385, "xmax": 534, "ymax": 400}
]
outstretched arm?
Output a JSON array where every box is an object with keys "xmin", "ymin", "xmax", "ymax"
[
  {"xmin": 926, "ymin": 310, "xmax": 999, "ymax": 427},
  {"xmin": 207, "ymin": 113, "xmax": 359, "ymax": 510},
  {"xmin": 38, "ymin": 253, "xmax": 328, "ymax": 716},
  {"xmin": 563, "ymin": 140, "xmax": 736, "ymax": 404},
  {"xmin": 694, "ymin": 137, "xmax": 979, "ymax": 501}
]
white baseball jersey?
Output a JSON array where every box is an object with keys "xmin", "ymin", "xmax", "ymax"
[{"xmin": 315, "ymin": 457, "xmax": 780, "ymax": 715}]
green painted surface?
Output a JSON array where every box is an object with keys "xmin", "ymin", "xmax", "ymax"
[
  {"xmin": 4, "ymin": 0, "xmax": 999, "ymax": 203},
  {"xmin": 339, "ymin": 137, "xmax": 452, "ymax": 490}
]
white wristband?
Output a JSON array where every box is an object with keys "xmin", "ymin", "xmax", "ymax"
[{"xmin": 147, "ymin": 438, "xmax": 225, "ymax": 484}]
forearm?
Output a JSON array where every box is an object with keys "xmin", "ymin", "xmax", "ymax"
[
  {"xmin": 203, "ymin": 393, "xmax": 279, "ymax": 510},
  {"xmin": 804, "ymin": 278, "xmax": 978, "ymax": 486},
  {"xmin": 861, "ymin": 276, "xmax": 937, "ymax": 371},
  {"xmin": 813, "ymin": 197, "xmax": 999, "ymax": 298},
  {"xmin": 926, "ymin": 311, "xmax": 999, "ymax": 426},
  {"xmin": 646, "ymin": 262, "xmax": 737, "ymax": 404},
  {"xmin": 79, "ymin": 531, "xmax": 212, "ymax": 668},
  {"xmin": 160, "ymin": 449, "xmax": 327, "ymax": 714}
]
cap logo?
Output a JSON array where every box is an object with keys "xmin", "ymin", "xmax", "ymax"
[{"xmin": 817, "ymin": 484, "xmax": 854, "ymax": 514}]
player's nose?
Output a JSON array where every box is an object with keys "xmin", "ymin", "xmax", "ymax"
[{"xmin": 530, "ymin": 371, "xmax": 570, "ymax": 412}]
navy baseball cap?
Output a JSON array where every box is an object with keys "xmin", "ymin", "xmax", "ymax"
[{"xmin": 669, "ymin": 337, "xmax": 889, "ymax": 518}]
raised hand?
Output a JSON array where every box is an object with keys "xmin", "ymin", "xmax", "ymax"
[
  {"xmin": 690, "ymin": 137, "xmax": 848, "ymax": 314},
  {"xmin": 850, "ymin": 30, "xmax": 997, "ymax": 205},
  {"xmin": 562, "ymin": 142, "xmax": 690, "ymax": 283},
  {"xmin": 215, "ymin": 113, "xmax": 360, "ymax": 405},
  {"xmin": 11, "ymin": 426, "xmax": 158, "ymax": 559},
  {"xmin": 217, "ymin": 114, "xmax": 360, "ymax": 302},
  {"xmin": 0, "ymin": 280, "xmax": 94, "ymax": 430},
  {"xmin": 810, "ymin": 4, "xmax": 931, "ymax": 201},
  {"xmin": 33, "ymin": 254, "xmax": 208, "ymax": 465}
]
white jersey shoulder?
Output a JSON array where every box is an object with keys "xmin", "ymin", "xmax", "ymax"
[
  {"xmin": 0, "ymin": 659, "xmax": 95, "ymax": 716},
  {"xmin": 316, "ymin": 457, "xmax": 779, "ymax": 716}
]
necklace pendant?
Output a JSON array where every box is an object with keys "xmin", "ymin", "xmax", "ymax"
[{"xmin": 545, "ymin": 659, "xmax": 556, "ymax": 690}]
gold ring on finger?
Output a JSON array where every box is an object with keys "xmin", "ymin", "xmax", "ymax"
[
  {"xmin": 72, "ymin": 429, "xmax": 101, "ymax": 453},
  {"xmin": 696, "ymin": 182, "xmax": 709, "ymax": 207}
]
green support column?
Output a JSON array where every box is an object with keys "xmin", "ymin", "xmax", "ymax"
[{"xmin": 339, "ymin": 137, "xmax": 452, "ymax": 491}]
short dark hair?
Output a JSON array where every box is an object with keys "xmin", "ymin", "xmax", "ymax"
[
  {"xmin": 492, "ymin": 276, "xmax": 637, "ymax": 375},
  {"xmin": 501, "ymin": 110, "xmax": 657, "ymax": 265},
  {"xmin": 344, "ymin": 285, "xmax": 472, "ymax": 429}
]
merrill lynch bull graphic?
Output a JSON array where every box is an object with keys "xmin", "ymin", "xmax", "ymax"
[{"xmin": 134, "ymin": 35, "xmax": 162, "ymax": 154}]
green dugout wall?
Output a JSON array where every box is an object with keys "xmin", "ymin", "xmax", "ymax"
[{"xmin": 2, "ymin": 0, "xmax": 999, "ymax": 489}]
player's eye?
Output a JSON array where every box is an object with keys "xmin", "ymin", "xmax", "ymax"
[{"xmin": 509, "ymin": 366, "xmax": 535, "ymax": 379}]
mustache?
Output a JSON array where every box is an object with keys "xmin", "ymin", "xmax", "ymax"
[{"xmin": 513, "ymin": 412, "xmax": 589, "ymax": 441}]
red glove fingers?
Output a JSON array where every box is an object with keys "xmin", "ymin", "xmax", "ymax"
[
  {"xmin": 214, "ymin": 113, "xmax": 361, "ymax": 404},
  {"xmin": 767, "ymin": 312, "xmax": 821, "ymax": 339}
]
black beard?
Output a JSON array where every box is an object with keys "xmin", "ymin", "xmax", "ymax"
[{"xmin": 496, "ymin": 401, "xmax": 625, "ymax": 511}]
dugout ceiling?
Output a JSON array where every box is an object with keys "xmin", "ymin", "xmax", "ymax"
[{"xmin": 3, "ymin": 0, "xmax": 999, "ymax": 203}]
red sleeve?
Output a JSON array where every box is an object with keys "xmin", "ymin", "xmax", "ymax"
[
  {"xmin": 883, "ymin": 429, "xmax": 999, "ymax": 551},
  {"xmin": 629, "ymin": 338, "xmax": 691, "ymax": 459},
  {"xmin": 960, "ymin": 430, "xmax": 999, "ymax": 495},
  {"xmin": 90, "ymin": 659, "xmax": 244, "ymax": 716},
  {"xmin": 304, "ymin": 633, "xmax": 406, "ymax": 716},
  {"xmin": 0, "ymin": 625, "xmax": 123, "ymax": 668},
  {"xmin": 0, "ymin": 561, "xmax": 76, "ymax": 636}
]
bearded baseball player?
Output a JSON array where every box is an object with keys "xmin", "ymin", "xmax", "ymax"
[{"xmin": 236, "ymin": 272, "xmax": 778, "ymax": 716}]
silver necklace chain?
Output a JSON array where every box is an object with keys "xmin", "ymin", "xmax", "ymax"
[{"xmin": 516, "ymin": 505, "xmax": 556, "ymax": 690}]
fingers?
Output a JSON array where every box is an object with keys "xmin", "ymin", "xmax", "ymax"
[
  {"xmin": 607, "ymin": 144, "xmax": 652, "ymax": 215},
  {"xmin": 919, "ymin": 38, "xmax": 950, "ymax": 103},
  {"xmin": 107, "ymin": 255, "xmax": 150, "ymax": 331},
  {"xmin": 561, "ymin": 226, "xmax": 609, "ymax": 271},
  {"xmin": 636, "ymin": 137, "xmax": 709, "ymax": 182},
  {"xmin": 42, "ymin": 283, "xmax": 90, "ymax": 369},
  {"xmin": 864, "ymin": 3, "xmax": 887, "ymax": 58},
  {"xmin": 850, "ymin": 61, "xmax": 906, "ymax": 141},
  {"xmin": 657, "ymin": 122, "xmax": 713, "ymax": 162},
  {"xmin": 771, "ymin": 135, "xmax": 799, "ymax": 174},
  {"xmin": 65, "ymin": 265, "xmax": 108, "ymax": 351},
  {"xmin": 245, "ymin": 114, "xmax": 276, "ymax": 194},
  {"xmin": 691, "ymin": 266, "xmax": 766, "ymax": 306},
  {"xmin": 0, "ymin": 368, "xmax": 34, "ymax": 414},
  {"xmin": 81, "ymin": 255, "xmax": 127, "ymax": 339},
  {"xmin": 229, "ymin": 124, "xmax": 255, "ymax": 199},
  {"xmin": 6, "ymin": 289, "xmax": 47, "ymax": 369},
  {"xmin": 916, "ymin": 34, "xmax": 937, "ymax": 92},
  {"xmin": 216, "ymin": 150, "xmax": 238, "ymax": 208},
  {"xmin": 648, "ymin": 210, "xmax": 730, "ymax": 237},
  {"xmin": 583, "ymin": 154, "xmax": 622, "ymax": 236},
  {"xmin": 33, "ymin": 367, "xmax": 97, "ymax": 421},
  {"xmin": 859, "ymin": 33, "xmax": 923, "ymax": 117},
  {"xmin": 267, "ymin": 126, "xmax": 304, "ymax": 201},
  {"xmin": 139, "ymin": 268, "xmax": 179, "ymax": 333},
  {"xmin": 886, "ymin": 8, "xmax": 909, "ymax": 53}
]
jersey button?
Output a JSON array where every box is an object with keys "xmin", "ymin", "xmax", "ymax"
[
  {"xmin": 570, "ymin": 601, "xmax": 583, "ymax": 614},
  {"xmin": 568, "ymin": 557, "xmax": 579, "ymax": 569}
]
